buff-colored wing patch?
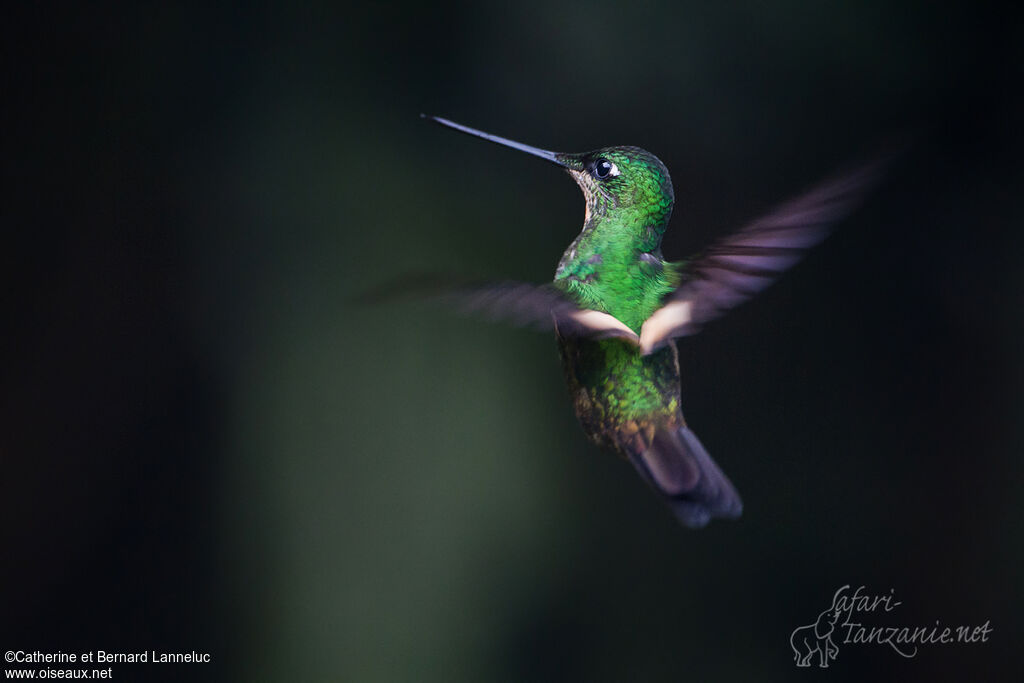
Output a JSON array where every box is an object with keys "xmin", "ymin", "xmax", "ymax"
[
  {"xmin": 565, "ymin": 309, "xmax": 640, "ymax": 344},
  {"xmin": 638, "ymin": 300, "xmax": 693, "ymax": 355}
]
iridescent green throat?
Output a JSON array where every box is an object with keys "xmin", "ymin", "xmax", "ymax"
[{"xmin": 553, "ymin": 147, "xmax": 679, "ymax": 332}]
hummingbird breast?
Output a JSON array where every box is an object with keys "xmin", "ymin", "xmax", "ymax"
[{"xmin": 555, "ymin": 331, "xmax": 684, "ymax": 455}]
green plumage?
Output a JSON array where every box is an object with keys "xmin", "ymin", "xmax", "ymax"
[
  {"xmin": 551, "ymin": 147, "xmax": 685, "ymax": 455},
  {"xmin": 418, "ymin": 115, "xmax": 880, "ymax": 526},
  {"xmin": 557, "ymin": 338, "xmax": 682, "ymax": 451}
]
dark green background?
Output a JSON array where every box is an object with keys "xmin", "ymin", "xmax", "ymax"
[{"xmin": 3, "ymin": 2, "xmax": 1021, "ymax": 681}]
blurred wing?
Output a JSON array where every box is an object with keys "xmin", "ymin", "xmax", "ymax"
[
  {"xmin": 442, "ymin": 280, "xmax": 640, "ymax": 342},
  {"xmin": 369, "ymin": 275, "xmax": 640, "ymax": 343},
  {"xmin": 639, "ymin": 159, "xmax": 886, "ymax": 354}
]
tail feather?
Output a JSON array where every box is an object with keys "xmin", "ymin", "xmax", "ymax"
[{"xmin": 627, "ymin": 425, "xmax": 742, "ymax": 528}]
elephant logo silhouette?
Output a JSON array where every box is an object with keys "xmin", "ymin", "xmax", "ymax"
[{"xmin": 790, "ymin": 604, "xmax": 842, "ymax": 668}]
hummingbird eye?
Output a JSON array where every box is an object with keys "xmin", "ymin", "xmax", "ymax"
[{"xmin": 593, "ymin": 158, "xmax": 618, "ymax": 180}]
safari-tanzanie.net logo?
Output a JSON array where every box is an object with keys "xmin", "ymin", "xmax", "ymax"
[{"xmin": 789, "ymin": 585, "xmax": 992, "ymax": 668}]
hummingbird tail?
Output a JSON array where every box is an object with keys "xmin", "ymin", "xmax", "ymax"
[{"xmin": 626, "ymin": 425, "xmax": 743, "ymax": 528}]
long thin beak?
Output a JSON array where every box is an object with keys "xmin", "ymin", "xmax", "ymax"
[{"xmin": 422, "ymin": 115, "xmax": 567, "ymax": 167}]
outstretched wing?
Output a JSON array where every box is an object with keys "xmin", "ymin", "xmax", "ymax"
[
  {"xmin": 368, "ymin": 275, "xmax": 640, "ymax": 343},
  {"xmin": 639, "ymin": 159, "xmax": 886, "ymax": 354},
  {"xmin": 441, "ymin": 280, "xmax": 641, "ymax": 342}
]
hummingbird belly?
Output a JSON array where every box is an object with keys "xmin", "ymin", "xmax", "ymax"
[{"xmin": 555, "ymin": 332, "xmax": 683, "ymax": 454}]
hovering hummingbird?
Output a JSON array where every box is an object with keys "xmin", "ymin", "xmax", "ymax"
[{"xmin": 413, "ymin": 115, "xmax": 884, "ymax": 528}]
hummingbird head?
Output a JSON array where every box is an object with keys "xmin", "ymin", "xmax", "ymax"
[
  {"xmin": 424, "ymin": 116, "xmax": 675, "ymax": 250},
  {"xmin": 557, "ymin": 147, "xmax": 674, "ymax": 245}
]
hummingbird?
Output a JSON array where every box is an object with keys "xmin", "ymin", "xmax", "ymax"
[{"xmin": 414, "ymin": 116, "xmax": 884, "ymax": 528}]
